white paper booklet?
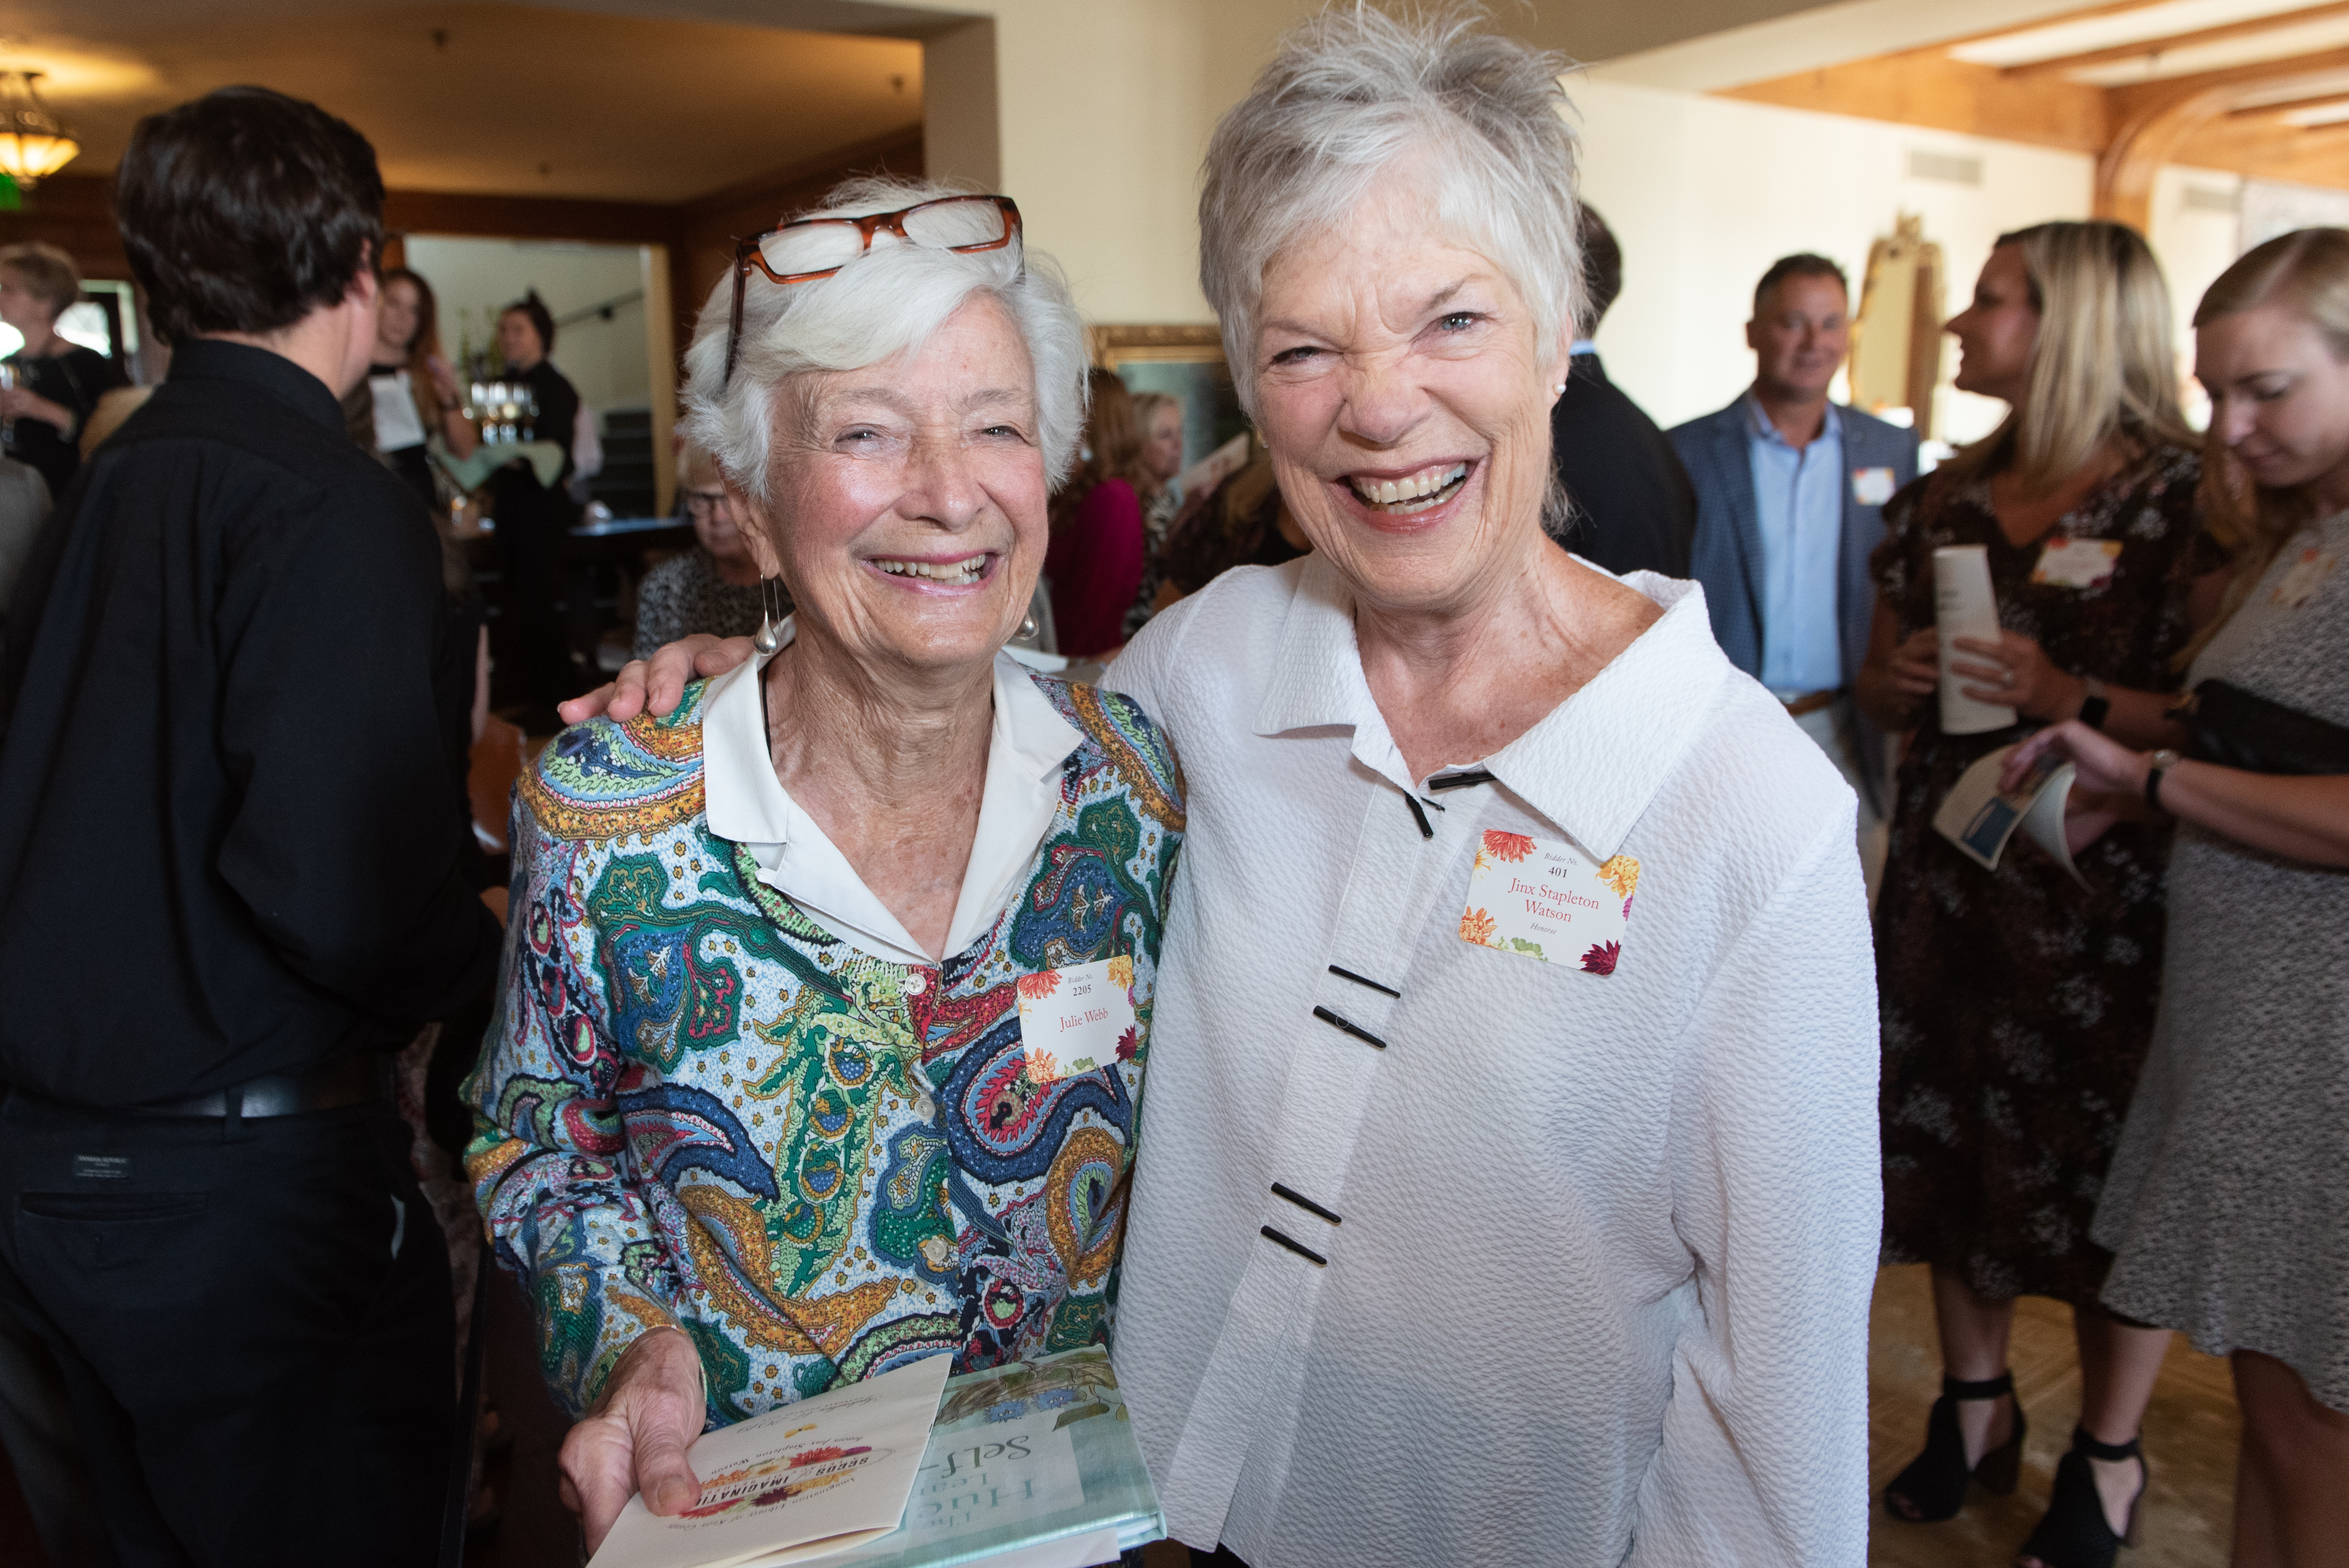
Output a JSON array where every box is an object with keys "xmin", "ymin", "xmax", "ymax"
[
  {"xmin": 1931, "ymin": 743, "xmax": 2088, "ymax": 886},
  {"xmin": 589, "ymin": 1354, "xmax": 954, "ymax": 1568},
  {"xmin": 1933, "ymin": 545, "xmax": 2019, "ymax": 735}
]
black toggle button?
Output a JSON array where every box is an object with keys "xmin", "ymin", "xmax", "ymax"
[
  {"xmin": 1259, "ymin": 1225, "xmax": 1328, "ymax": 1266},
  {"xmin": 1402, "ymin": 794, "xmax": 1434, "ymax": 839},
  {"xmin": 1271, "ymin": 1182, "xmax": 1342, "ymax": 1225},
  {"xmin": 1426, "ymin": 767, "xmax": 1497, "ymax": 792},
  {"xmin": 1311, "ymin": 1005, "xmax": 1388, "ymax": 1050},
  {"xmin": 1326, "ymin": 964, "xmax": 1401, "ymax": 998}
]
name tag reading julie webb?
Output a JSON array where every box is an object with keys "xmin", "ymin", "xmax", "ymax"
[
  {"xmin": 1458, "ymin": 830, "xmax": 1639, "ymax": 976},
  {"xmin": 1014, "ymin": 956, "xmax": 1139, "ymax": 1083}
]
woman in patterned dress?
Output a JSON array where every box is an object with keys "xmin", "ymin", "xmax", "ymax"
[
  {"xmin": 465, "ymin": 178, "xmax": 1184, "ymax": 1553},
  {"xmin": 2011, "ymin": 226, "xmax": 2349, "ymax": 1568},
  {"xmin": 1855, "ymin": 223, "xmax": 2231, "ymax": 1568}
]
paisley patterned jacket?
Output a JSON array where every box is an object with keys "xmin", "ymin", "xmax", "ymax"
[{"xmin": 464, "ymin": 673, "xmax": 1184, "ymax": 1423}]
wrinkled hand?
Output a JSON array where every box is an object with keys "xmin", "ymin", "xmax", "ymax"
[
  {"xmin": 558, "ymin": 634, "xmax": 754, "ymax": 727},
  {"xmin": 1889, "ymin": 627, "xmax": 1939, "ymax": 699},
  {"xmin": 1950, "ymin": 630, "xmax": 2080, "ymax": 720},
  {"xmin": 558, "ymin": 1327, "xmax": 706, "ymax": 1554},
  {"xmin": 2002, "ymin": 720, "xmax": 2152, "ymax": 852}
]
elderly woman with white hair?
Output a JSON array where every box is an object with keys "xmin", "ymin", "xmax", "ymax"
[
  {"xmin": 597, "ymin": 13, "xmax": 1880, "ymax": 1565},
  {"xmin": 464, "ymin": 178, "xmax": 1184, "ymax": 1551}
]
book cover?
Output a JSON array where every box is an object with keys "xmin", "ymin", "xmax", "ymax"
[{"xmin": 824, "ymin": 1348, "xmax": 1165, "ymax": 1568}]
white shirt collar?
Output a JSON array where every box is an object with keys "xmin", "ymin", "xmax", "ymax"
[
  {"xmin": 1251, "ymin": 555, "xmax": 1729, "ymax": 859},
  {"xmin": 701, "ymin": 619, "xmax": 1086, "ymax": 966}
]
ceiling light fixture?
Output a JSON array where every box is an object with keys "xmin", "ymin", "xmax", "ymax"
[{"xmin": 0, "ymin": 70, "xmax": 80, "ymax": 189}]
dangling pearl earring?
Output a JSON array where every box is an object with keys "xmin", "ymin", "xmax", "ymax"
[{"xmin": 752, "ymin": 577, "xmax": 785, "ymax": 654}]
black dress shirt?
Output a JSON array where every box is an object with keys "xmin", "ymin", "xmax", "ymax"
[
  {"xmin": 0, "ymin": 339, "xmax": 501, "ymax": 1106},
  {"xmin": 1548, "ymin": 350, "xmax": 1697, "ymax": 578}
]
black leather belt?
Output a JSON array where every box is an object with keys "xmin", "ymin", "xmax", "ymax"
[{"xmin": 124, "ymin": 1054, "xmax": 392, "ymax": 1119}]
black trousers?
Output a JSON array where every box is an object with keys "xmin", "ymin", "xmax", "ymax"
[{"xmin": 0, "ymin": 1091, "xmax": 454, "ymax": 1567}]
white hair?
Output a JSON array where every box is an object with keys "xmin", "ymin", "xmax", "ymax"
[
  {"xmin": 1199, "ymin": 5, "xmax": 1586, "ymax": 415},
  {"xmin": 680, "ymin": 176, "xmax": 1091, "ymax": 504}
]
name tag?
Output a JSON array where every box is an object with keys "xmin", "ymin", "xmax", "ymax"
[
  {"xmin": 1014, "ymin": 956, "xmax": 1139, "ymax": 1082},
  {"xmin": 2273, "ymin": 545, "xmax": 2338, "ymax": 608},
  {"xmin": 1458, "ymin": 830, "xmax": 1638, "ymax": 976},
  {"xmin": 2031, "ymin": 536, "xmax": 2122, "ymax": 589},
  {"xmin": 1852, "ymin": 467, "xmax": 1897, "ymax": 507}
]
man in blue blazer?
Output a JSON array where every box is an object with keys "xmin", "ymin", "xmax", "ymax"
[{"xmin": 1670, "ymin": 254, "xmax": 1919, "ymax": 895}]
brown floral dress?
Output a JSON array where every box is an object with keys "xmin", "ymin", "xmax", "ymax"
[{"xmin": 1872, "ymin": 441, "xmax": 2223, "ymax": 1303}]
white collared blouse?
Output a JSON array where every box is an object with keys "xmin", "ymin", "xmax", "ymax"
[{"xmin": 1104, "ymin": 554, "xmax": 1881, "ymax": 1568}]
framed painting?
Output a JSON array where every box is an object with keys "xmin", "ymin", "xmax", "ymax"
[{"xmin": 1090, "ymin": 324, "xmax": 1251, "ymax": 477}]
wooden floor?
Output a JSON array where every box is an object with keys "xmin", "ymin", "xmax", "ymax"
[
  {"xmin": 1, "ymin": 1262, "xmax": 2245, "ymax": 1566},
  {"xmin": 1868, "ymin": 1263, "xmax": 2241, "ymax": 1568}
]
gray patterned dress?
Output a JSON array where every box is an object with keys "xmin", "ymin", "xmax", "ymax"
[{"xmin": 2096, "ymin": 507, "xmax": 2349, "ymax": 1411}]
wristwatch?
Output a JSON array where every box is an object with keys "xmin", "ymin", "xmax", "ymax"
[
  {"xmin": 2144, "ymin": 748, "xmax": 2181, "ymax": 810},
  {"xmin": 2077, "ymin": 675, "xmax": 2110, "ymax": 732}
]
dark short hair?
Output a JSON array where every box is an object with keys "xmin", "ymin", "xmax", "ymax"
[
  {"xmin": 114, "ymin": 87, "xmax": 383, "ymax": 344},
  {"xmin": 1752, "ymin": 253, "xmax": 1848, "ymax": 318},
  {"xmin": 1577, "ymin": 205, "xmax": 1622, "ymax": 330},
  {"xmin": 0, "ymin": 241, "xmax": 82, "ymax": 316},
  {"xmin": 502, "ymin": 293, "xmax": 556, "ymax": 356}
]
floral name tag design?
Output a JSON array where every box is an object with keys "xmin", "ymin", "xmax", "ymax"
[
  {"xmin": 1459, "ymin": 830, "xmax": 1638, "ymax": 975},
  {"xmin": 1852, "ymin": 467, "xmax": 1897, "ymax": 507},
  {"xmin": 1014, "ymin": 956, "xmax": 1140, "ymax": 1082},
  {"xmin": 2273, "ymin": 545, "xmax": 2338, "ymax": 608},
  {"xmin": 2031, "ymin": 536, "xmax": 2123, "ymax": 590}
]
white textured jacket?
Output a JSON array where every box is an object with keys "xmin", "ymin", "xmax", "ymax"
[{"xmin": 1104, "ymin": 554, "xmax": 1881, "ymax": 1567}]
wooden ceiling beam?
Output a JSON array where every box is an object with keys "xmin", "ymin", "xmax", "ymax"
[
  {"xmin": 1928, "ymin": 0, "xmax": 2198, "ymax": 55},
  {"xmin": 2002, "ymin": 1, "xmax": 2349, "ymax": 78},
  {"xmin": 2225, "ymin": 85, "xmax": 2349, "ymax": 118},
  {"xmin": 2107, "ymin": 40, "xmax": 2349, "ymax": 121}
]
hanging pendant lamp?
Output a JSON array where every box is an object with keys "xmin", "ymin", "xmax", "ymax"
[{"xmin": 0, "ymin": 71, "xmax": 80, "ymax": 189}]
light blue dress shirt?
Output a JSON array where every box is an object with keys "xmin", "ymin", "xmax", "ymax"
[{"xmin": 1744, "ymin": 391, "xmax": 1846, "ymax": 693}]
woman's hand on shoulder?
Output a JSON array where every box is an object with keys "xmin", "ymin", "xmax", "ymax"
[
  {"xmin": 559, "ymin": 634, "xmax": 755, "ymax": 726},
  {"xmin": 559, "ymin": 1325, "xmax": 706, "ymax": 1553}
]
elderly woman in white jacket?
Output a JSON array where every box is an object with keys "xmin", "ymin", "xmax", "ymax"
[{"xmin": 592, "ymin": 12, "xmax": 1881, "ymax": 1565}]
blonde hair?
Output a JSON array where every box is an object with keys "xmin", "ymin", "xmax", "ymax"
[
  {"xmin": 1945, "ymin": 221, "xmax": 2194, "ymax": 492},
  {"xmin": 2185, "ymin": 226, "xmax": 2349, "ymax": 654}
]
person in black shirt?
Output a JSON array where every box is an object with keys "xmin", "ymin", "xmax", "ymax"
[
  {"xmin": 0, "ymin": 242, "xmax": 130, "ymax": 499},
  {"xmin": 486, "ymin": 292, "xmax": 591, "ymax": 724},
  {"xmin": 1546, "ymin": 206, "xmax": 1696, "ymax": 578},
  {"xmin": 0, "ymin": 87, "xmax": 501, "ymax": 1567}
]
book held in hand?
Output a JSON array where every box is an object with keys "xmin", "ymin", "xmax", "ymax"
[{"xmin": 590, "ymin": 1348, "xmax": 1163, "ymax": 1568}]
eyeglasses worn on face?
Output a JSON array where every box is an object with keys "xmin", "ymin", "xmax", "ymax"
[
  {"xmin": 724, "ymin": 194, "xmax": 1024, "ymax": 387},
  {"xmin": 683, "ymin": 490, "xmax": 729, "ymax": 516}
]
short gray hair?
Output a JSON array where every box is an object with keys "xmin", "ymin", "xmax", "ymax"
[
  {"xmin": 1199, "ymin": 6, "xmax": 1585, "ymax": 415},
  {"xmin": 680, "ymin": 176, "xmax": 1091, "ymax": 504}
]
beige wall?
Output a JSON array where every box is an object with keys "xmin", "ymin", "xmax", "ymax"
[{"xmin": 916, "ymin": 0, "xmax": 1314, "ymax": 328}]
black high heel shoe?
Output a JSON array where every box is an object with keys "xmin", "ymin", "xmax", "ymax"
[
  {"xmin": 1885, "ymin": 1370, "xmax": 2027, "ymax": 1523},
  {"xmin": 2015, "ymin": 1426, "xmax": 2146, "ymax": 1568}
]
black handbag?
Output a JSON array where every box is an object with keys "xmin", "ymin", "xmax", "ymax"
[{"xmin": 2172, "ymin": 678, "xmax": 2349, "ymax": 775}]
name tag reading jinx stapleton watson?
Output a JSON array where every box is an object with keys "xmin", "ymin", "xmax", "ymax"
[{"xmin": 1458, "ymin": 830, "xmax": 1639, "ymax": 976}]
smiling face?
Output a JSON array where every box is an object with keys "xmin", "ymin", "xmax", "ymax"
[
  {"xmin": 2198, "ymin": 301, "xmax": 2349, "ymax": 508},
  {"xmin": 1746, "ymin": 272, "xmax": 1849, "ymax": 404},
  {"xmin": 1144, "ymin": 402, "xmax": 1185, "ymax": 484},
  {"xmin": 733, "ymin": 292, "xmax": 1049, "ymax": 677},
  {"xmin": 1948, "ymin": 243, "xmax": 2041, "ymax": 404},
  {"xmin": 376, "ymin": 276, "xmax": 422, "ymax": 360},
  {"xmin": 1251, "ymin": 168, "xmax": 1567, "ymax": 616}
]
